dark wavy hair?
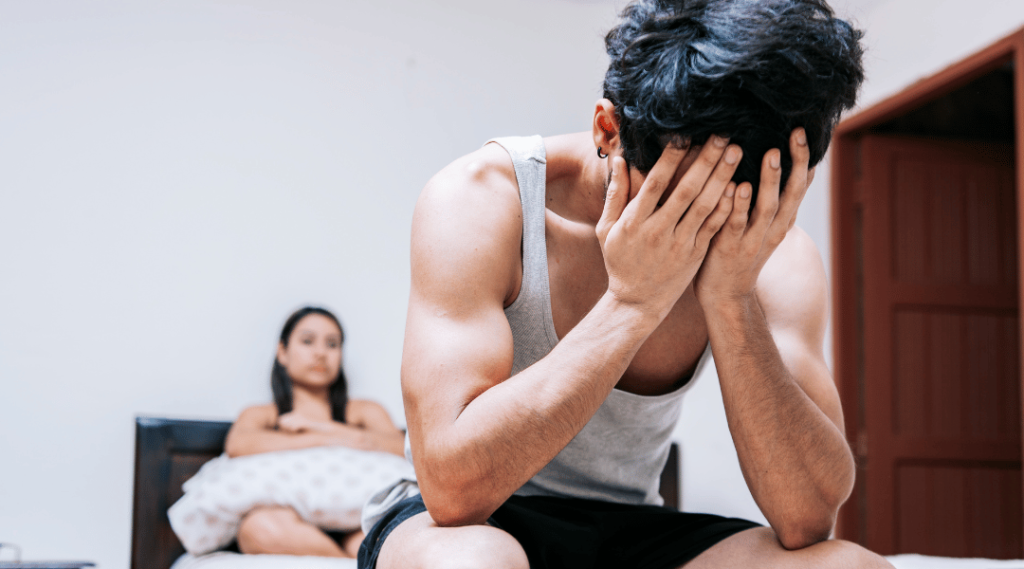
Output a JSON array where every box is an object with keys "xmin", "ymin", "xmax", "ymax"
[
  {"xmin": 604, "ymin": 0, "xmax": 864, "ymax": 203},
  {"xmin": 271, "ymin": 306, "xmax": 348, "ymax": 423}
]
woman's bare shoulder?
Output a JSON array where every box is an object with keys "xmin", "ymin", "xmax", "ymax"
[
  {"xmin": 345, "ymin": 398, "xmax": 380, "ymax": 417},
  {"xmin": 235, "ymin": 403, "xmax": 278, "ymax": 427},
  {"xmin": 345, "ymin": 399, "xmax": 397, "ymax": 428}
]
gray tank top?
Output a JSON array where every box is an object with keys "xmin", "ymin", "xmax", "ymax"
[
  {"xmin": 490, "ymin": 135, "xmax": 709, "ymax": 506},
  {"xmin": 361, "ymin": 136, "xmax": 710, "ymax": 531}
]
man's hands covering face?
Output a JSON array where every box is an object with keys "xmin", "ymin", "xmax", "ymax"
[
  {"xmin": 694, "ymin": 128, "xmax": 814, "ymax": 305},
  {"xmin": 596, "ymin": 135, "xmax": 739, "ymax": 322}
]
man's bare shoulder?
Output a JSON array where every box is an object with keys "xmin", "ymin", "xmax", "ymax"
[
  {"xmin": 417, "ymin": 143, "xmax": 521, "ymax": 223},
  {"xmin": 761, "ymin": 225, "xmax": 823, "ymax": 273},
  {"xmin": 411, "ymin": 143, "xmax": 524, "ymax": 307},
  {"xmin": 756, "ymin": 225, "xmax": 828, "ymax": 334}
]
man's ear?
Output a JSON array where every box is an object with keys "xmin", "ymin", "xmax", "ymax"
[
  {"xmin": 592, "ymin": 99, "xmax": 621, "ymax": 156},
  {"xmin": 276, "ymin": 343, "xmax": 288, "ymax": 367}
]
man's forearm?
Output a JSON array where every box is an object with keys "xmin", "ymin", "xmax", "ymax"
[
  {"xmin": 411, "ymin": 293, "xmax": 659, "ymax": 526},
  {"xmin": 705, "ymin": 294, "xmax": 854, "ymax": 549}
]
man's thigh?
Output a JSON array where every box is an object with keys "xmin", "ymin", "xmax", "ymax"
[
  {"xmin": 375, "ymin": 511, "xmax": 529, "ymax": 569},
  {"xmin": 682, "ymin": 527, "xmax": 894, "ymax": 569}
]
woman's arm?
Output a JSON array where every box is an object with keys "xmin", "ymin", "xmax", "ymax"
[
  {"xmin": 276, "ymin": 407, "xmax": 402, "ymax": 455},
  {"xmin": 224, "ymin": 405, "xmax": 370, "ymax": 458}
]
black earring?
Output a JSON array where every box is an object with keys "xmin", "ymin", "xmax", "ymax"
[{"xmin": 597, "ymin": 147, "xmax": 608, "ymax": 159}]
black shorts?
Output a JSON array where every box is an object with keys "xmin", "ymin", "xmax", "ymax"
[{"xmin": 357, "ymin": 494, "xmax": 760, "ymax": 569}]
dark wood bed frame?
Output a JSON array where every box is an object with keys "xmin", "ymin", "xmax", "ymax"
[
  {"xmin": 131, "ymin": 417, "xmax": 233, "ymax": 569},
  {"xmin": 130, "ymin": 416, "xmax": 681, "ymax": 569}
]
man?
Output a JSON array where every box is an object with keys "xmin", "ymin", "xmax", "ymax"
[{"xmin": 359, "ymin": 1, "xmax": 894, "ymax": 567}]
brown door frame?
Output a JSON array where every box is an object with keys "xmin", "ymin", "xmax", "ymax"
[{"xmin": 831, "ymin": 26, "xmax": 1024, "ymax": 545}]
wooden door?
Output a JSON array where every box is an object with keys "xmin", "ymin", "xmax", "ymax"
[{"xmin": 858, "ymin": 134, "xmax": 1022, "ymax": 557}]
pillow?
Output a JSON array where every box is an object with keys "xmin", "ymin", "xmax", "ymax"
[{"xmin": 168, "ymin": 447, "xmax": 415, "ymax": 555}]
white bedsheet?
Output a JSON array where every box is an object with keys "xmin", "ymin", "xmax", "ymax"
[
  {"xmin": 887, "ymin": 554, "xmax": 1024, "ymax": 568},
  {"xmin": 172, "ymin": 552, "xmax": 356, "ymax": 569}
]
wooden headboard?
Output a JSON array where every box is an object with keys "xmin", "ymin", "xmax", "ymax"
[
  {"xmin": 129, "ymin": 416, "xmax": 680, "ymax": 569},
  {"xmin": 131, "ymin": 416, "xmax": 231, "ymax": 569}
]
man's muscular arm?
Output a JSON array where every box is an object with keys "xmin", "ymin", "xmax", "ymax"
[
  {"xmin": 404, "ymin": 138, "xmax": 739, "ymax": 527},
  {"xmin": 695, "ymin": 128, "xmax": 853, "ymax": 550}
]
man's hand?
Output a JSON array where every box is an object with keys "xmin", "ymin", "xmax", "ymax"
[
  {"xmin": 597, "ymin": 136, "xmax": 740, "ymax": 321},
  {"xmin": 694, "ymin": 128, "xmax": 814, "ymax": 305}
]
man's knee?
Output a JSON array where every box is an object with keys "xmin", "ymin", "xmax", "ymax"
[
  {"xmin": 237, "ymin": 506, "xmax": 301, "ymax": 554},
  {"xmin": 720, "ymin": 527, "xmax": 894, "ymax": 569},
  {"xmin": 817, "ymin": 539, "xmax": 894, "ymax": 569},
  {"xmin": 377, "ymin": 513, "xmax": 528, "ymax": 569},
  {"xmin": 415, "ymin": 533, "xmax": 528, "ymax": 569}
]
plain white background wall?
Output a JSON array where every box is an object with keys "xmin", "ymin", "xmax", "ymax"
[{"xmin": 3, "ymin": 1, "xmax": 1024, "ymax": 567}]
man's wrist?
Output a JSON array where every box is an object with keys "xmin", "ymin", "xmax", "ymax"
[
  {"xmin": 698, "ymin": 290, "xmax": 758, "ymax": 322},
  {"xmin": 597, "ymin": 290, "xmax": 665, "ymax": 337}
]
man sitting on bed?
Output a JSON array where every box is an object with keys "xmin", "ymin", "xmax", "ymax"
[{"xmin": 359, "ymin": 1, "xmax": 894, "ymax": 568}]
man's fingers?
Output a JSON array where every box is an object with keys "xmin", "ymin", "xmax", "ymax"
[
  {"xmin": 774, "ymin": 128, "xmax": 812, "ymax": 230},
  {"xmin": 724, "ymin": 182, "xmax": 750, "ymax": 237},
  {"xmin": 749, "ymin": 148, "xmax": 781, "ymax": 235},
  {"xmin": 695, "ymin": 189, "xmax": 735, "ymax": 251},
  {"xmin": 630, "ymin": 145, "xmax": 689, "ymax": 217},
  {"xmin": 663, "ymin": 136, "xmax": 730, "ymax": 220},
  {"xmin": 665, "ymin": 142, "xmax": 740, "ymax": 230},
  {"xmin": 597, "ymin": 156, "xmax": 630, "ymax": 241}
]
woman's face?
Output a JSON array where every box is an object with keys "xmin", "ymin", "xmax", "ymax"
[{"xmin": 276, "ymin": 314, "xmax": 343, "ymax": 389}]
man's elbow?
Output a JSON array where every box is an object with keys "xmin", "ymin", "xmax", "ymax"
[
  {"xmin": 776, "ymin": 451, "xmax": 856, "ymax": 550},
  {"xmin": 421, "ymin": 488, "xmax": 494, "ymax": 527},
  {"xmin": 778, "ymin": 493, "xmax": 843, "ymax": 552},
  {"xmin": 775, "ymin": 515, "xmax": 835, "ymax": 550},
  {"xmin": 426, "ymin": 502, "xmax": 490, "ymax": 528},
  {"xmin": 419, "ymin": 471, "xmax": 497, "ymax": 527}
]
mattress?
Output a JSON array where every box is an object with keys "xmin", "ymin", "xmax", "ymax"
[
  {"xmin": 171, "ymin": 553, "xmax": 356, "ymax": 569},
  {"xmin": 887, "ymin": 554, "xmax": 1024, "ymax": 568}
]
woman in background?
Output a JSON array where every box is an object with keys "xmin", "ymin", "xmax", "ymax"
[{"xmin": 224, "ymin": 306, "xmax": 405, "ymax": 558}]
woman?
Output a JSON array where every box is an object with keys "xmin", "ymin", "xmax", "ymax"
[{"xmin": 224, "ymin": 306, "xmax": 405, "ymax": 558}]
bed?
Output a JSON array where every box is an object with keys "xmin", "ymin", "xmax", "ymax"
[
  {"xmin": 129, "ymin": 415, "xmax": 679, "ymax": 569},
  {"xmin": 129, "ymin": 415, "xmax": 1023, "ymax": 569}
]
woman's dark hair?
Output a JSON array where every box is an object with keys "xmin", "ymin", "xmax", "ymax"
[
  {"xmin": 271, "ymin": 306, "xmax": 348, "ymax": 423},
  {"xmin": 604, "ymin": 0, "xmax": 864, "ymax": 205}
]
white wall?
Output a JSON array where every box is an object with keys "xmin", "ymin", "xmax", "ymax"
[
  {"xmin": 851, "ymin": 0, "xmax": 1024, "ymax": 110},
  {"xmin": 0, "ymin": 2, "xmax": 619, "ymax": 566}
]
